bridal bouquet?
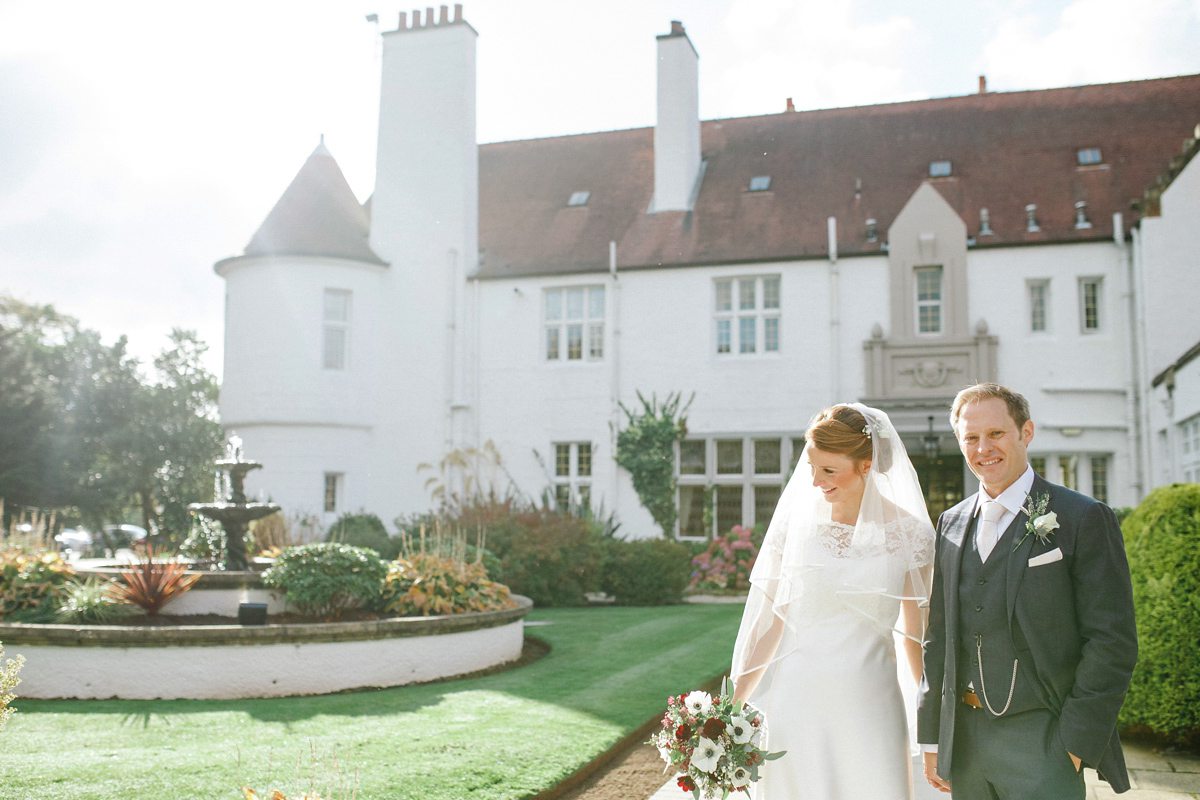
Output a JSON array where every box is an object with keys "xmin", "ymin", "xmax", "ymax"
[{"xmin": 649, "ymin": 678, "xmax": 784, "ymax": 799}]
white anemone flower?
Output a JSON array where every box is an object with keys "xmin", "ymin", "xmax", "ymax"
[
  {"xmin": 730, "ymin": 765, "xmax": 751, "ymax": 788},
  {"xmin": 691, "ymin": 736, "xmax": 725, "ymax": 773},
  {"xmin": 727, "ymin": 715, "xmax": 754, "ymax": 744},
  {"xmin": 683, "ymin": 691, "xmax": 713, "ymax": 715}
]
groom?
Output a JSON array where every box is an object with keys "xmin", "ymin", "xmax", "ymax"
[{"xmin": 917, "ymin": 383, "xmax": 1137, "ymax": 797}]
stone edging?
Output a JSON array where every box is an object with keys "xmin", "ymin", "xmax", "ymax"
[
  {"xmin": 78, "ymin": 567, "xmax": 269, "ymax": 590},
  {"xmin": 0, "ymin": 595, "xmax": 532, "ymax": 647}
]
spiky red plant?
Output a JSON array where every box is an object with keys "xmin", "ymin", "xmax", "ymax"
[{"xmin": 108, "ymin": 544, "xmax": 200, "ymax": 615}]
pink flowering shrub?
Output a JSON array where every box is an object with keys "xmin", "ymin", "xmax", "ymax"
[{"xmin": 689, "ymin": 525, "xmax": 763, "ymax": 592}]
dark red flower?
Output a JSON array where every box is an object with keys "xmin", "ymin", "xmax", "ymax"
[
  {"xmin": 745, "ymin": 752, "xmax": 761, "ymax": 765},
  {"xmin": 700, "ymin": 718, "xmax": 727, "ymax": 739},
  {"xmin": 676, "ymin": 724, "xmax": 691, "ymax": 741},
  {"xmin": 678, "ymin": 775, "xmax": 696, "ymax": 791}
]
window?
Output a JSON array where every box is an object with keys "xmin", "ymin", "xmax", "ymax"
[
  {"xmin": 545, "ymin": 286, "xmax": 604, "ymax": 361},
  {"xmin": 1059, "ymin": 455, "xmax": 1078, "ymax": 491},
  {"xmin": 716, "ymin": 439, "xmax": 743, "ymax": 474},
  {"xmin": 715, "ymin": 485, "xmax": 743, "ymax": 534},
  {"xmin": 1029, "ymin": 280, "xmax": 1049, "ymax": 332},
  {"xmin": 1090, "ymin": 456, "xmax": 1109, "ymax": 504},
  {"xmin": 1180, "ymin": 416, "xmax": 1200, "ymax": 482},
  {"xmin": 715, "ymin": 276, "xmax": 781, "ymax": 356},
  {"xmin": 676, "ymin": 435, "xmax": 798, "ymax": 537},
  {"xmin": 929, "ymin": 160, "xmax": 952, "ymax": 177},
  {"xmin": 915, "ymin": 266, "xmax": 943, "ymax": 334},
  {"xmin": 1030, "ymin": 456, "xmax": 1047, "ymax": 476},
  {"xmin": 552, "ymin": 442, "xmax": 592, "ymax": 512},
  {"xmin": 567, "ymin": 191, "xmax": 590, "ymax": 206},
  {"xmin": 323, "ymin": 289, "xmax": 351, "ymax": 370},
  {"xmin": 678, "ymin": 485, "xmax": 708, "ymax": 537},
  {"xmin": 680, "ymin": 440, "xmax": 705, "ymax": 475},
  {"xmin": 1077, "ymin": 148, "xmax": 1103, "ymax": 166},
  {"xmin": 748, "ymin": 175, "xmax": 772, "ymax": 192},
  {"xmin": 1080, "ymin": 278, "xmax": 1102, "ymax": 332},
  {"xmin": 754, "ymin": 439, "xmax": 781, "ymax": 474},
  {"xmin": 323, "ymin": 472, "xmax": 341, "ymax": 513}
]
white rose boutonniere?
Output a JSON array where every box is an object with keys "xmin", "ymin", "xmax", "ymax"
[{"xmin": 1014, "ymin": 492, "xmax": 1059, "ymax": 551}]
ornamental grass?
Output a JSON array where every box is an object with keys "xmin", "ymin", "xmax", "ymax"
[{"xmin": 108, "ymin": 544, "xmax": 200, "ymax": 615}]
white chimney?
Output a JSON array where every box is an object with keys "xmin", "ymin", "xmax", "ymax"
[{"xmin": 652, "ymin": 20, "xmax": 700, "ymax": 213}]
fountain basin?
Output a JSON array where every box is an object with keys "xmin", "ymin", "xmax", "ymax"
[
  {"xmin": 79, "ymin": 566, "xmax": 288, "ymax": 615},
  {"xmin": 1, "ymin": 596, "xmax": 532, "ymax": 699}
]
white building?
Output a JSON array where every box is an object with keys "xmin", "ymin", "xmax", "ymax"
[{"xmin": 217, "ymin": 8, "xmax": 1200, "ymax": 536}]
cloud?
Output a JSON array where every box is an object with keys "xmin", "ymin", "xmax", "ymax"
[{"xmin": 980, "ymin": 0, "xmax": 1200, "ymax": 90}]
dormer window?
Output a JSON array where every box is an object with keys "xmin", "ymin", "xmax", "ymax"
[
  {"xmin": 567, "ymin": 191, "xmax": 590, "ymax": 207},
  {"xmin": 1077, "ymin": 148, "xmax": 1103, "ymax": 166},
  {"xmin": 748, "ymin": 176, "xmax": 772, "ymax": 192},
  {"xmin": 929, "ymin": 160, "xmax": 952, "ymax": 178}
]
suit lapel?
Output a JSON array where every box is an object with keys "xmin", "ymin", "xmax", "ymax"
[{"xmin": 941, "ymin": 498, "xmax": 976, "ymax": 624}]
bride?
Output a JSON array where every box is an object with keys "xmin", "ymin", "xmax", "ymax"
[{"xmin": 731, "ymin": 404, "xmax": 935, "ymax": 799}]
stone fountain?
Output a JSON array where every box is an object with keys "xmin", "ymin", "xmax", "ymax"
[{"xmin": 188, "ymin": 435, "xmax": 280, "ymax": 571}]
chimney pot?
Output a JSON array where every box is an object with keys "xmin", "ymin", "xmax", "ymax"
[
  {"xmin": 426, "ymin": 7, "xmax": 435, "ymax": 25},
  {"xmin": 439, "ymin": 4, "xmax": 448, "ymax": 24},
  {"xmin": 454, "ymin": 3, "xmax": 462, "ymax": 21},
  {"xmin": 412, "ymin": 8, "xmax": 421, "ymax": 26},
  {"xmin": 399, "ymin": 10, "xmax": 407, "ymax": 29},
  {"xmin": 786, "ymin": 97, "xmax": 795, "ymax": 112},
  {"xmin": 671, "ymin": 20, "xmax": 685, "ymax": 35},
  {"xmin": 978, "ymin": 75, "xmax": 987, "ymax": 94}
]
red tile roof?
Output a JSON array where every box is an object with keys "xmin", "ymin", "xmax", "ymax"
[{"xmin": 476, "ymin": 74, "xmax": 1200, "ymax": 278}]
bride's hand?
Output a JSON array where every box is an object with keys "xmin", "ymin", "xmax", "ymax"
[{"xmin": 922, "ymin": 752, "xmax": 951, "ymax": 793}]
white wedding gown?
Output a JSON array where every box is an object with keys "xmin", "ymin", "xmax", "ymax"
[{"xmin": 748, "ymin": 518, "xmax": 926, "ymax": 800}]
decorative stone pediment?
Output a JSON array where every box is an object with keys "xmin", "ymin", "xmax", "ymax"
[{"xmin": 863, "ymin": 330, "xmax": 998, "ymax": 401}]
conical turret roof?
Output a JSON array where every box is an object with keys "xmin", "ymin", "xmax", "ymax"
[{"xmin": 244, "ymin": 139, "xmax": 385, "ymax": 265}]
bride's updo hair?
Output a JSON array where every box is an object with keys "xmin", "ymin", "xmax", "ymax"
[{"xmin": 805, "ymin": 405, "xmax": 892, "ymax": 471}]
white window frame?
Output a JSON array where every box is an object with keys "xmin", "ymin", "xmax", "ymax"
[
  {"xmin": 1079, "ymin": 277, "xmax": 1103, "ymax": 333},
  {"xmin": 1028, "ymin": 279, "xmax": 1050, "ymax": 333},
  {"xmin": 914, "ymin": 266, "xmax": 943, "ymax": 335},
  {"xmin": 552, "ymin": 441, "xmax": 593, "ymax": 512},
  {"xmin": 322, "ymin": 289, "xmax": 351, "ymax": 370},
  {"xmin": 714, "ymin": 275, "xmax": 781, "ymax": 357},
  {"xmin": 675, "ymin": 435, "xmax": 800, "ymax": 539},
  {"xmin": 1180, "ymin": 416, "xmax": 1200, "ymax": 483},
  {"xmin": 544, "ymin": 286, "xmax": 605, "ymax": 363},
  {"xmin": 323, "ymin": 472, "xmax": 343, "ymax": 514}
]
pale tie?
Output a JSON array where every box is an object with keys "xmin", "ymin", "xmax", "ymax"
[{"xmin": 977, "ymin": 499, "xmax": 1006, "ymax": 562}]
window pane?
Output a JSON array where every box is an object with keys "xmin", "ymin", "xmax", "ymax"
[
  {"xmin": 578, "ymin": 484, "xmax": 591, "ymax": 512},
  {"xmin": 678, "ymin": 486, "xmax": 708, "ymax": 537},
  {"xmin": 1090, "ymin": 456, "xmax": 1108, "ymax": 504},
  {"xmin": 588, "ymin": 287, "xmax": 605, "ymax": 318},
  {"xmin": 716, "ymin": 319, "xmax": 731, "ymax": 354},
  {"xmin": 763, "ymin": 276, "xmax": 780, "ymax": 309},
  {"xmin": 324, "ymin": 473, "xmax": 338, "ymax": 513},
  {"xmin": 1030, "ymin": 282, "xmax": 1047, "ymax": 332},
  {"xmin": 566, "ymin": 288, "xmax": 585, "ymax": 319},
  {"xmin": 555, "ymin": 443, "xmax": 571, "ymax": 477},
  {"xmin": 754, "ymin": 439, "xmax": 781, "ymax": 474},
  {"xmin": 1030, "ymin": 456, "xmax": 1046, "ymax": 476},
  {"xmin": 754, "ymin": 485, "xmax": 781, "ymax": 527},
  {"xmin": 716, "ymin": 439, "xmax": 743, "ymax": 474},
  {"xmin": 764, "ymin": 317, "xmax": 779, "ymax": 352},
  {"xmin": 323, "ymin": 326, "xmax": 346, "ymax": 370},
  {"xmin": 545, "ymin": 290, "xmax": 562, "ymax": 321},
  {"xmin": 715, "ymin": 486, "xmax": 743, "ymax": 534},
  {"xmin": 546, "ymin": 327, "xmax": 560, "ymax": 360},
  {"xmin": 1060, "ymin": 455, "xmax": 1077, "ymax": 490},
  {"xmin": 1083, "ymin": 281, "xmax": 1100, "ymax": 330},
  {"xmin": 919, "ymin": 304, "xmax": 941, "ymax": 333},
  {"xmin": 567, "ymin": 324, "xmax": 583, "ymax": 359},
  {"xmin": 739, "ymin": 279, "xmax": 756, "ymax": 310},
  {"xmin": 680, "ymin": 440, "xmax": 706, "ymax": 475},
  {"xmin": 790, "ymin": 438, "xmax": 807, "ymax": 471},
  {"xmin": 715, "ymin": 280, "xmax": 732, "ymax": 312},
  {"xmin": 577, "ymin": 443, "xmax": 592, "ymax": 477},
  {"xmin": 555, "ymin": 484, "xmax": 570, "ymax": 513},
  {"xmin": 917, "ymin": 268, "xmax": 942, "ymax": 301},
  {"xmin": 739, "ymin": 317, "xmax": 756, "ymax": 353},
  {"xmin": 323, "ymin": 290, "xmax": 350, "ymax": 322},
  {"xmin": 588, "ymin": 323, "xmax": 604, "ymax": 359}
]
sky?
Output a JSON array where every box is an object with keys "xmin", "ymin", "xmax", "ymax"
[{"xmin": 2, "ymin": 0, "xmax": 1199, "ymax": 379}]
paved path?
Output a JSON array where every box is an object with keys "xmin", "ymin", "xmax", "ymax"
[{"xmin": 647, "ymin": 744, "xmax": 1200, "ymax": 799}]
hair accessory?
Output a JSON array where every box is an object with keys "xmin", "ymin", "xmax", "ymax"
[{"xmin": 862, "ymin": 419, "xmax": 890, "ymax": 440}]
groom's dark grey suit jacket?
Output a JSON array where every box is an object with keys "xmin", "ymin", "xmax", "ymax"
[{"xmin": 916, "ymin": 474, "xmax": 1138, "ymax": 793}]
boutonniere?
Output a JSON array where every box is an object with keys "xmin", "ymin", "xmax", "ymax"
[{"xmin": 1013, "ymin": 492, "xmax": 1059, "ymax": 551}]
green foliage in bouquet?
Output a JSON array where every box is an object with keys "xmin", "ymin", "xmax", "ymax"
[
  {"xmin": 327, "ymin": 512, "xmax": 401, "ymax": 560},
  {"xmin": 54, "ymin": 577, "xmax": 133, "ymax": 624},
  {"xmin": 262, "ymin": 543, "xmax": 389, "ymax": 618},
  {"xmin": 0, "ymin": 549, "xmax": 74, "ymax": 621},
  {"xmin": 1119, "ymin": 483, "xmax": 1200, "ymax": 746},
  {"xmin": 614, "ymin": 391, "xmax": 693, "ymax": 538},
  {"xmin": 649, "ymin": 678, "xmax": 785, "ymax": 799},
  {"xmin": 689, "ymin": 525, "xmax": 763, "ymax": 593},
  {"xmin": 381, "ymin": 552, "xmax": 515, "ymax": 616},
  {"xmin": 601, "ymin": 538, "xmax": 691, "ymax": 605},
  {"xmin": 0, "ymin": 641, "xmax": 23, "ymax": 732}
]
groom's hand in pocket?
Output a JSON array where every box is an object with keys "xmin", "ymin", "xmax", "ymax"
[{"xmin": 922, "ymin": 751, "xmax": 951, "ymax": 793}]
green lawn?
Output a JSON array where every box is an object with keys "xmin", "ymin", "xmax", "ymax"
[{"xmin": 0, "ymin": 604, "xmax": 743, "ymax": 799}]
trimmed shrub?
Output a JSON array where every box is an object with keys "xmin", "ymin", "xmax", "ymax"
[
  {"xmin": 1119, "ymin": 483, "xmax": 1200, "ymax": 746},
  {"xmin": 0, "ymin": 550, "xmax": 74, "ymax": 621},
  {"xmin": 262, "ymin": 543, "xmax": 389, "ymax": 618},
  {"xmin": 381, "ymin": 552, "xmax": 515, "ymax": 616},
  {"xmin": 689, "ymin": 525, "xmax": 763, "ymax": 592},
  {"xmin": 601, "ymin": 538, "xmax": 691, "ymax": 605},
  {"xmin": 484, "ymin": 508, "xmax": 608, "ymax": 607},
  {"xmin": 327, "ymin": 513, "xmax": 400, "ymax": 560}
]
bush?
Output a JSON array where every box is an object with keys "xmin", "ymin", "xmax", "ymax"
[
  {"xmin": 381, "ymin": 552, "xmax": 514, "ymax": 616},
  {"xmin": 689, "ymin": 525, "xmax": 763, "ymax": 592},
  {"xmin": 601, "ymin": 538, "xmax": 691, "ymax": 605},
  {"xmin": 261, "ymin": 543, "xmax": 389, "ymax": 618},
  {"xmin": 327, "ymin": 513, "xmax": 401, "ymax": 560},
  {"xmin": 0, "ymin": 641, "xmax": 23, "ymax": 732},
  {"xmin": 483, "ymin": 508, "xmax": 609, "ymax": 607},
  {"xmin": 55, "ymin": 578, "xmax": 133, "ymax": 624},
  {"xmin": 1119, "ymin": 483, "xmax": 1200, "ymax": 746},
  {"xmin": 0, "ymin": 550, "xmax": 74, "ymax": 621},
  {"xmin": 108, "ymin": 546, "xmax": 200, "ymax": 616}
]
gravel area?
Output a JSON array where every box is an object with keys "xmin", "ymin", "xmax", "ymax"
[{"xmin": 559, "ymin": 741, "xmax": 673, "ymax": 800}]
